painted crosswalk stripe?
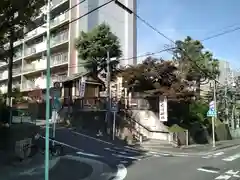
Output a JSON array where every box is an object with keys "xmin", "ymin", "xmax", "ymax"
[
  {"xmin": 213, "ymin": 152, "xmax": 224, "ymax": 157},
  {"xmin": 222, "ymin": 153, "xmax": 240, "ymax": 161},
  {"xmin": 197, "ymin": 168, "xmax": 219, "ymax": 174},
  {"xmin": 112, "ymin": 153, "xmax": 142, "ymax": 160}
]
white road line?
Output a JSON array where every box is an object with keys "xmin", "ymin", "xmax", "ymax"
[
  {"xmin": 112, "ymin": 153, "xmax": 142, "ymax": 160},
  {"xmin": 113, "ymin": 164, "xmax": 127, "ymax": 180},
  {"xmin": 105, "ymin": 148, "xmax": 127, "ymax": 154},
  {"xmin": 40, "ymin": 135, "xmax": 83, "ymax": 151},
  {"xmin": 71, "ymin": 131, "xmax": 114, "ymax": 145},
  {"xmin": 76, "ymin": 151, "xmax": 102, "ymax": 158},
  {"xmin": 114, "ymin": 147, "xmax": 140, "ymax": 153},
  {"xmin": 222, "ymin": 153, "xmax": 240, "ymax": 161},
  {"xmin": 215, "ymin": 174, "xmax": 231, "ymax": 179},
  {"xmin": 213, "ymin": 152, "xmax": 224, "ymax": 156},
  {"xmin": 197, "ymin": 168, "xmax": 219, "ymax": 174},
  {"xmin": 202, "ymin": 155, "xmax": 212, "ymax": 159}
]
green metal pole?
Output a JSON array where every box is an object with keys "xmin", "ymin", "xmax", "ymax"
[{"xmin": 45, "ymin": 0, "xmax": 51, "ymax": 179}]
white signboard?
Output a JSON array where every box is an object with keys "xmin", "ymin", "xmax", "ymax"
[
  {"xmin": 159, "ymin": 96, "xmax": 168, "ymax": 122},
  {"xmin": 79, "ymin": 77, "xmax": 86, "ymax": 98}
]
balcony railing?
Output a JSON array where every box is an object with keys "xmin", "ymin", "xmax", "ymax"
[
  {"xmin": 14, "ymin": 51, "xmax": 23, "ymax": 60},
  {"xmin": 51, "ymin": 30, "xmax": 69, "ymax": 47},
  {"xmin": 26, "ymin": 11, "xmax": 69, "ymax": 40},
  {"xmin": 25, "ymin": 26, "xmax": 46, "ymax": 40},
  {"xmin": 51, "ymin": 11, "xmax": 69, "ymax": 27},
  {"xmin": 22, "ymin": 74, "xmax": 67, "ymax": 90},
  {"xmin": 24, "ymin": 41, "xmax": 46, "ymax": 56},
  {"xmin": 50, "ymin": 51, "xmax": 68, "ymax": 66},
  {"xmin": 24, "ymin": 30, "xmax": 69, "ymax": 57},
  {"xmin": 23, "ymin": 52, "xmax": 68, "ymax": 73},
  {"xmin": 13, "ymin": 68, "xmax": 22, "ymax": 76}
]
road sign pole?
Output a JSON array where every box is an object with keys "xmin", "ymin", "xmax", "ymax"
[
  {"xmin": 212, "ymin": 80, "xmax": 217, "ymax": 148},
  {"xmin": 113, "ymin": 111, "xmax": 116, "ymax": 140},
  {"xmin": 45, "ymin": 0, "xmax": 51, "ymax": 179},
  {"xmin": 52, "ymin": 110, "xmax": 56, "ymax": 146},
  {"xmin": 212, "ymin": 116, "xmax": 216, "ymax": 147}
]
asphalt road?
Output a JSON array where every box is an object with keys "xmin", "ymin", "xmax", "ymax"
[
  {"xmin": 124, "ymin": 143, "xmax": 240, "ymax": 180},
  {"xmin": 4, "ymin": 127, "xmax": 240, "ymax": 180}
]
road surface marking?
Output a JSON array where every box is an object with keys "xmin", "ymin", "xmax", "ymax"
[
  {"xmin": 215, "ymin": 175, "xmax": 231, "ymax": 179},
  {"xmin": 148, "ymin": 151, "xmax": 170, "ymax": 156},
  {"xmin": 76, "ymin": 151, "xmax": 102, "ymax": 158},
  {"xmin": 71, "ymin": 131, "xmax": 114, "ymax": 145},
  {"xmin": 202, "ymin": 155, "xmax": 212, "ymax": 159},
  {"xmin": 153, "ymin": 154, "xmax": 161, "ymax": 157},
  {"xmin": 203, "ymin": 152, "xmax": 224, "ymax": 159},
  {"xmin": 120, "ymin": 160, "xmax": 129, "ymax": 164},
  {"xmin": 105, "ymin": 148, "xmax": 127, "ymax": 154},
  {"xmin": 233, "ymin": 174, "xmax": 240, "ymax": 177},
  {"xmin": 197, "ymin": 168, "xmax": 219, "ymax": 174},
  {"xmin": 114, "ymin": 147, "xmax": 140, "ymax": 153},
  {"xmin": 40, "ymin": 135, "xmax": 83, "ymax": 151},
  {"xmin": 222, "ymin": 153, "xmax": 240, "ymax": 161},
  {"xmin": 225, "ymin": 169, "xmax": 239, "ymax": 175},
  {"xmin": 213, "ymin": 152, "xmax": 224, "ymax": 156},
  {"xmin": 112, "ymin": 153, "xmax": 141, "ymax": 160},
  {"xmin": 113, "ymin": 164, "xmax": 127, "ymax": 180}
]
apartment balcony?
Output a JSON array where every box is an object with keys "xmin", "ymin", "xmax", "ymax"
[
  {"xmin": 24, "ymin": 41, "xmax": 46, "ymax": 57},
  {"xmin": 12, "ymin": 68, "xmax": 22, "ymax": 77},
  {"xmin": 22, "ymin": 74, "xmax": 67, "ymax": 91},
  {"xmin": 13, "ymin": 51, "xmax": 23, "ymax": 61},
  {"xmin": 0, "ymin": 85, "xmax": 7, "ymax": 93},
  {"xmin": 25, "ymin": 11, "xmax": 69, "ymax": 41},
  {"xmin": 22, "ymin": 80, "xmax": 36, "ymax": 91},
  {"xmin": 50, "ymin": 30, "xmax": 69, "ymax": 47},
  {"xmin": 50, "ymin": 11, "xmax": 69, "ymax": 28},
  {"xmin": 22, "ymin": 51, "xmax": 68, "ymax": 75},
  {"xmin": 24, "ymin": 30, "xmax": 69, "ymax": 59}
]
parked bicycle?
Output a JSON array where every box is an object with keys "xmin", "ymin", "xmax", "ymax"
[{"xmin": 26, "ymin": 133, "xmax": 64, "ymax": 158}]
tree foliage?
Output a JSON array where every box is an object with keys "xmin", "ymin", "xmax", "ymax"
[
  {"xmin": 0, "ymin": 0, "xmax": 45, "ymax": 103},
  {"xmin": 0, "ymin": 0, "xmax": 45, "ymax": 58},
  {"xmin": 173, "ymin": 36, "xmax": 220, "ymax": 81},
  {"xmin": 76, "ymin": 23, "xmax": 122, "ymax": 79},
  {"xmin": 171, "ymin": 36, "xmax": 220, "ymax": 99},
  {"xmin": 119, "ymin": 56, "xmax": 195, "ymax": 100}
]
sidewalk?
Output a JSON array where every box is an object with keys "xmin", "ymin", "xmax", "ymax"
[{"xmin": 136, "ymin": 139, "xmax": 240, "ymax": 156}]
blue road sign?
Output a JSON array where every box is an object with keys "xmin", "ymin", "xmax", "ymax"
[
  {"xmin": 111, "ymin": 99, "xmax": 118, "ymax": 112},
  {"xmin": 207, "ymin": 109, "xmax": 217, "ymax": 117},
  {"xmin": 51, "ymin": 87, "xmax": 61, "ymax": 110}
]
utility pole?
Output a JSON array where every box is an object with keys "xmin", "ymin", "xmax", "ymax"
[
  {"xmin": 212, "ymin": 79, "xmax": 217, "ymax": 148},
  {"xmin": 44, "ymin": 0, "xmax": 51, "ymax": 179},
  {"xmin": 231, "ymin": 89, "xmax": 235, "ymax": 129},
  {"xmin": 224, "ymin": 81, "xmax": 229, "ymax": 125},
  {"xmin": 106, "ymin": 51, "xmax": 111, "ymax": 134}
]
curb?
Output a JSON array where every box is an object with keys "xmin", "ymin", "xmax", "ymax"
[{"xmin": 134, "ymin": 143, "xmax": 240, "ymax": 157}]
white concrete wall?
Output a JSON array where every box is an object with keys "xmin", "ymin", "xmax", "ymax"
[{"xmin": 131, "ymin": 109, "xmax": 169, "ymax": 140}]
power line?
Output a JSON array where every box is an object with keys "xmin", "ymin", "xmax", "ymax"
[
  {"xmin": 130, "ymin": 10, "xmax": 220, "ymax": 83},
  {"xmin": 65, "ymin": 47, "xmax": 175, "ymax": 69},
  {"xmin": 201, "ymin": 26, "xmax": 240, "ymax": 41}
]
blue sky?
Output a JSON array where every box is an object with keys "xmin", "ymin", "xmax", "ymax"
[{"xmin": 137, "ymin": 0, "xmax": 240, "ymax": 70}]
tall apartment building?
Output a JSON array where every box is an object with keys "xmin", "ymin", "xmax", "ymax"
[
  {"xmin": 0, "ymin": 0, "xmax": 137, "ymax": 93},
  {"xmin": 200, "ymin": 60, "xmax": 234, "ymax": 98}
]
